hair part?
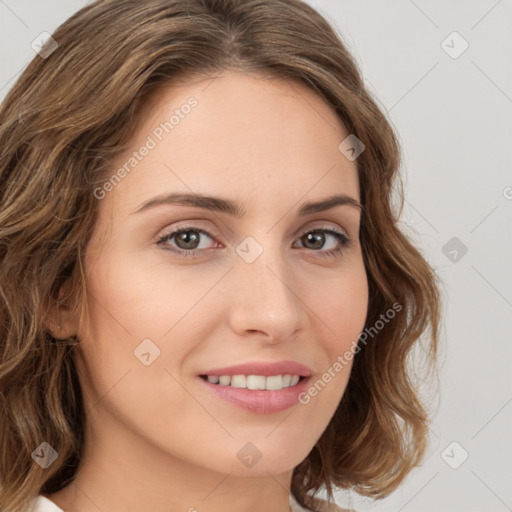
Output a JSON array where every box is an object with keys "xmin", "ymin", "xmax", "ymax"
[{"xmin": 0, "ymin": 1, "xmax": 441, "ymax": 510}]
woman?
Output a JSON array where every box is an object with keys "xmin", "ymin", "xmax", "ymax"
[{"xmin": 0, "ymin": 1, "xmax": 441, "ymax": 511}]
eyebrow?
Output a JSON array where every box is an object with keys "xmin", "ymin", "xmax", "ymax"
[{"xmin": 131, "ymin": 192, "xmax": 362, "ymax": 217}]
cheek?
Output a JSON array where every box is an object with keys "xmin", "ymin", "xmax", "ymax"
[
  {"xmin": 82, "ymin": 246, "xmax": 219, "ymax": 341},
  {"xmin": 314, "ymin": 258, "xmax": 368, "ymax": 346},
  {"xmin": 75, "ymin": 255, "xmax": 200, "ymax": 444},
  {"xmin": 301, "ymin": 259, "xmax": 368, "ymax": 403},
  {"xmin": 75, "ymin": 249, "xmax": 226, "ymax": 411}
]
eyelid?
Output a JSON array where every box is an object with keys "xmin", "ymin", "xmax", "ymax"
[
  {"xmin": 155, "ymin": 219, "xmax": 350, "ymax": 244},
  {"xmin": 291, "ymin": 220, "xmax": 350, "ymax": 240},
  {"xmin": 154, "ymin": 220, "xmax": 220, "ymax": 243}
]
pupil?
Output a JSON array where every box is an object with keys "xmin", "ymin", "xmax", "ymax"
[
  {"xmin": 304, "ymin": 232, "xmax": 324, "ymax": 249},
  {"xmin": 178, "ymin": 231, "xmax": 199, "ymax": 250}
]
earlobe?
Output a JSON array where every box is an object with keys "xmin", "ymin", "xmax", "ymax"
[
  {"xmin": 44, "ymin": 279, "xmax": 79, "ymax": 339},
  {"xmin": 45, "ymin": 303, "xmax": 79, "ymax": 340},
  {"xmin": 44, "ymin": 303, "xmax": 63, "ymax": 338}
]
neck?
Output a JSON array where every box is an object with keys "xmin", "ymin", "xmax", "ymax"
[{"xmin": 45, "ymin": 404, "xmax": 294, "ymax": 512}]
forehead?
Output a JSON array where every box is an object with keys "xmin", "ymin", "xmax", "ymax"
[{"xmin": 106, "ymin": 70, "xmax": 360, "ymax": 214}]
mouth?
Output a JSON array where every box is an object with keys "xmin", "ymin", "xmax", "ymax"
[
  {"xmin": 196, "ymin": 360, "xmax": 313, "ymax": 413},
  {"xmin": 197, "ymin": 373, "xmax": 312, "ymax": 414}
]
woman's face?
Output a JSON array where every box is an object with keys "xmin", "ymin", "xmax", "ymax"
[{"xmin": 74, "ymin": 70, "xmax": 368, "ymax": 478}]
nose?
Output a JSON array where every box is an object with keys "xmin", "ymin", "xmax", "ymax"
[{"xmin": 227, "ymin": 245, "xmax": 305, "ymax": 344}]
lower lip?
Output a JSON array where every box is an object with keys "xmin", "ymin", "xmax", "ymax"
[{"xmin": 198, "ymin": 376, "xmax": 311, "ymax": 414}]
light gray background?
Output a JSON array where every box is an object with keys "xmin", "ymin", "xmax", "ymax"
[{"xmin": 1, "ymin": 1, "xmax": 511, "ymax": 511}]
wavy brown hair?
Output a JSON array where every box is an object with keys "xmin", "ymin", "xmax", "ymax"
[{"xmin": 0, "ymin": 0, "xmax": 441, "ymax": 511}]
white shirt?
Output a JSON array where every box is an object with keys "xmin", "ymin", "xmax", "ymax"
[
  {"xmin": 30, "ymin": 493, "xmax": 314, "ymax": 511},
  {"xmin": 28, "ymin": 496, "xmax": 63, "ymax": 511}
]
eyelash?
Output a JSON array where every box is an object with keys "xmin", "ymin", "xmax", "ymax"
[{"xmin": 156, "ymin": 225, "xmax": 351, "ymax": 259}]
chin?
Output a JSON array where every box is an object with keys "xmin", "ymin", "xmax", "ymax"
[{"xmin": 211, "ymin": 441, "xmax": 312, "ymax": 477}]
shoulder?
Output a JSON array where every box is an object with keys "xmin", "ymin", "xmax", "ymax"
[
  {"xmin": 307, "ymin": 495, "xmax": 356, "ymax": 512},
  {"xmin": 290, "ymin": 493, "xmax": 355, "ymax": 512},
  {"xmin": 26, "ymin": 496, "xmax": 64, "ymax": 512}
]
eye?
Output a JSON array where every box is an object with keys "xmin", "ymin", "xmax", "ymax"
[
  {"xmin": 293, "ymin": 228, "xmax": 351, "ymax": 259},
  {"xmin": 156, "ymin": 227, "xmax": 217, "ymax": 256},
  {"xmin": 156, "ymin": 226, "xmax": 351, "ymax": 259}
]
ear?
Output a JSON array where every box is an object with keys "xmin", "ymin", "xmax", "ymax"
[{"xmin": 43, "ymin": 278, "xmax": 80, "ymax": 340}]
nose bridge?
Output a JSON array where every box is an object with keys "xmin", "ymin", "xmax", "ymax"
[{"xmin": 228, "ymin": 235, "xmax": 304, "ymax": 339}]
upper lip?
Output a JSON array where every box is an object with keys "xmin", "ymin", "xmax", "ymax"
[{"xmin": 199, "ymin": 360, "xmax": 312, "ymax": 377}]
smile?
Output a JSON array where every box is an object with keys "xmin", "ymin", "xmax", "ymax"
[{"xmin": 198, "ymin": 374, "xmax": 311, "ymax": 414}]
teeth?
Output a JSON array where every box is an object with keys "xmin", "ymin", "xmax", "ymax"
[
  {"xmin": 265, "ymin": 375, "xmax": 283, "ymax": 390},
  {"xmin": 204, "ymin": 373, "xmax": 302, "ymax": 390},
  {"xmin": 231, "ymin": 375, "xmax": 247, "ymax": 388},
  {"xmin": 247, "ymin": 375, "xmax": 266, "ymax": 390},
  {"xmin": 219, "ymin": 375, "xmax": 231, "ymax": 386}
]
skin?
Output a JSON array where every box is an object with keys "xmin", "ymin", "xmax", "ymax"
[{"xmin": 45, "ymin": 70, "xmax": 368, "ymax": 512}]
